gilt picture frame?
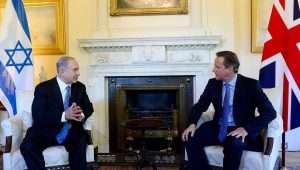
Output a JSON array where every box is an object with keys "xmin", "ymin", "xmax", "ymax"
[
  {"xmin": 0, "ymin": 0, "xmax": 66, "ymax": 55},
  {"xmin": 110, "ymin": 0, "xmax": 188, "ymax": 16},
  {"xmin": 251, "ymin": 0, "xmax": 273, "ymax": 53}
]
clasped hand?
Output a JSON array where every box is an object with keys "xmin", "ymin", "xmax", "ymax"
[{"xmin": 65, "ymin": 103, "xmax": 84, "ymax": 122}]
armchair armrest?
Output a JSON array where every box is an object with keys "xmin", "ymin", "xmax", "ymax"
[
  {"xmin": 83, "ymin": 117, "xmax": 94, "ymax": 145},
  {"xmin": 83, "ymin": 116, "xmax": 93, "ymax": 131},
  {"xmin": 1, "ymin": 116, "xmax": 24, "ymax": 153},
  {"xmin": 263, "ymin": 111, "xmax": 283, "ymax": 155}
]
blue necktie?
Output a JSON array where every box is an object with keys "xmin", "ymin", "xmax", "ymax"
[
  {"xmin": 218, "ymin": 83, "xmax": 231, "ymax": 142},
  {"xmin": 56, "ymin": 86, "xmax": 71, "ymax": 144}
]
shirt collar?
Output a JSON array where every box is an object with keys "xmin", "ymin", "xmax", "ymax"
[
  {"xmin": 223, "ymin": 74, "xmax": 237, "ymax": 87},
  {"xmin": 56, "ymin": 76, "xmax": 71, "ymax": 91}
]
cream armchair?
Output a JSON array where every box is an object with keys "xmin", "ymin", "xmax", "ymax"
[
  {"xmin": 185, "ymin": 88, "xmax": 283, "ymax": 170},
  {"xmin": 1, "ymin": 111, "xmax": 96, "ymax": 170}
]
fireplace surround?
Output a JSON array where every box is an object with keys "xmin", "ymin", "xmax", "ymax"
[{"xmin": 79, "ymin": 36, "xmax": 221, "ymax": 152}]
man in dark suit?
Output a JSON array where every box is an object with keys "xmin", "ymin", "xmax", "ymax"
[
  {"xmin": 20, "ymin": 56, "xmax": 94, "ymax": 170},
  {"xmin": 182, "ymin": 51, "xmax": 276, "ymax": 170}
]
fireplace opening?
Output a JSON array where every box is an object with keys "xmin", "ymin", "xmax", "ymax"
[
  {"xmin": 108, "ymin": 76, "xmax": 193, "ymax": 154},
  {"xmin": 127, "ymin": 90, "xmax": 176, "ymax": 111},
  {"xmin": 126, "ymin": 90, "xmax": 177, "ymax": 129}
]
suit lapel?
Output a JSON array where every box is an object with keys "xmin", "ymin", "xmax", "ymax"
[
  {"xmin": 70, "ymin": 84, "xmax": 74, "ymax": 104},
  {"xmin": 233, "ymin": 74, "xmax": 242, "ymax": 115},
  {"xmin": 216, "ymin": 80, "xmax": 223, "ymax": 110},
  {"xmin": 53, "ymin": 78, "xmax": 64, "ymax": 109},
  {"xmin": 70, "ymin": 83, "xmax": 79, "ymax": 105}
]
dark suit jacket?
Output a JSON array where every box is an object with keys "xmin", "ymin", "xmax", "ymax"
[
  {"xmin": 30, "ymin": 77, "xmax": 94, "ymax": 139},
  {"xmin": 189, "ymin": 74, "xmax": 276, "ymax": 139}
]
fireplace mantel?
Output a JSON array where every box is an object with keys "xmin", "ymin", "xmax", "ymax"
[
  {"xmin": 79, "ymin": 36, "xmax": 221, "ymax": 49},
  {"xmin": 79, "ymin": 36, "xmax": 221, "ymax": 152},
  {"xmin": 79, "ymin": 36, "xmax": 221, "ymax": 66}
]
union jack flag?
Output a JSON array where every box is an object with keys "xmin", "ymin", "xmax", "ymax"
[{"xmin": 259, "ymin": 0, "xmax": 300, "ymax": 132}]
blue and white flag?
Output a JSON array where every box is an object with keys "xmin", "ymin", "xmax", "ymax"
[{"xmin": 0, "ymin": 0, "xmax": 33, "ymax": 117}]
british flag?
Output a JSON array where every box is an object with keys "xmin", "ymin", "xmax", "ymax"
[{"xmin": 259, "ymin": 0, "xmax": 300, "ymax": 132}]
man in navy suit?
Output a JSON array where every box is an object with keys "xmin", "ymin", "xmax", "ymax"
[
  {"xmin": 182, "ymin": 51, "xmax": 276, "ymax": 170},
  {"xmin": 20, "ymin": 56, "xmax": 93, "ymax": 170}
]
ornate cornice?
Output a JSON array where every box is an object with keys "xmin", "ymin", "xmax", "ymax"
[{"xmin": 78, "ymin": 36, "xmax": 221, "ymax": 51}]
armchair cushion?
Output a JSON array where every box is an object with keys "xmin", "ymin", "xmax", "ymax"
[
  {"xmin": 3, "ymin": 145, "xmax": 95, "ymax": 170},
  {"xmin": 204, "ymin": 145, "xmax": 264, "ymax": 169},
  {"xmin": 1, "ymin": 111, "xmax": 95, "ymax": 170}
]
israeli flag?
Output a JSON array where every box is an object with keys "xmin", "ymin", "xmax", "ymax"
[{"xmin": 0, "ymin": 0, "xmax": 34, "ymax": 117}]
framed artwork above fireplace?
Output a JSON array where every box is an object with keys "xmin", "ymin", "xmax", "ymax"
[{"xmin": 110, "ymin": 0, "xmax": 188, "ymax": 16}]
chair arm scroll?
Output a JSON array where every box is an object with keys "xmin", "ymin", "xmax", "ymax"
[
  {"xmin": 1, "ymin": 116, "xmax": 24, "ymax": 153},
  {"xmin": 0, "ymin": 144, "xmax": 3, "ymax": 154},
  {"xmin": 264, "ymin": 137, "xmax": 274, "ymax": 155},
  {"xmin": 84, "ymin": 117, "xmax": 93, "ymax": 145},
  {"xmin": 86, "ymin": 129, "xmax": 93, "ymax": 145},
  {"xmin": 0, "ymin": 136, "xmax": 12, "ymax": 154}
]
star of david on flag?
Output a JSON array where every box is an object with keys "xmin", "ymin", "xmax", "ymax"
[
  {"xmin": 5, "ymin": 40, "xmax": 33, "ymax": 73},
  {"xmin": 259, "ymin": 0, "xmax": 300, "ymax": 150},
  {"xmin": 0, "ymin": 0, "xmax": 34, "ymax": 117}
]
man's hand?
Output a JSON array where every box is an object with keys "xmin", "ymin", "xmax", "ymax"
[
  {"xmin": 227, "ymin": 127, "xmax": 248, "ymax": 142},
  {"xmin": 76, "ymin": 113, "xmax": 85, "ymax": 122},
  {"xmin": 181, "ymin": 124, "xmax": 197, "ymax": 142},
  {"xmin": 65, "ymin": 103, "xmax": 83, "ymax": 122}
]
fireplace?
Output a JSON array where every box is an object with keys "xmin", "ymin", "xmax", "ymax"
[
  {"xmin": 79, "ymin": 36, "xmax": 220, "ymax": 152},
  {"xmin": 108, "ymin": 76, "xmax": 193, "ymax": 153}
]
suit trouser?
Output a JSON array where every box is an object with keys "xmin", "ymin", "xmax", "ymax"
[
  {"xmin": 20, "ymin": 127, "xmax": 88, "ymax": 170},
  {"xmin": 185, "ymin": 121, "xmax": 247, "ymax": 170}
]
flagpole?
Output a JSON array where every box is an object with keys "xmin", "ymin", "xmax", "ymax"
[{"xmin": 280, "ymin": 133, "xmax": 287, "ymax": 170}]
